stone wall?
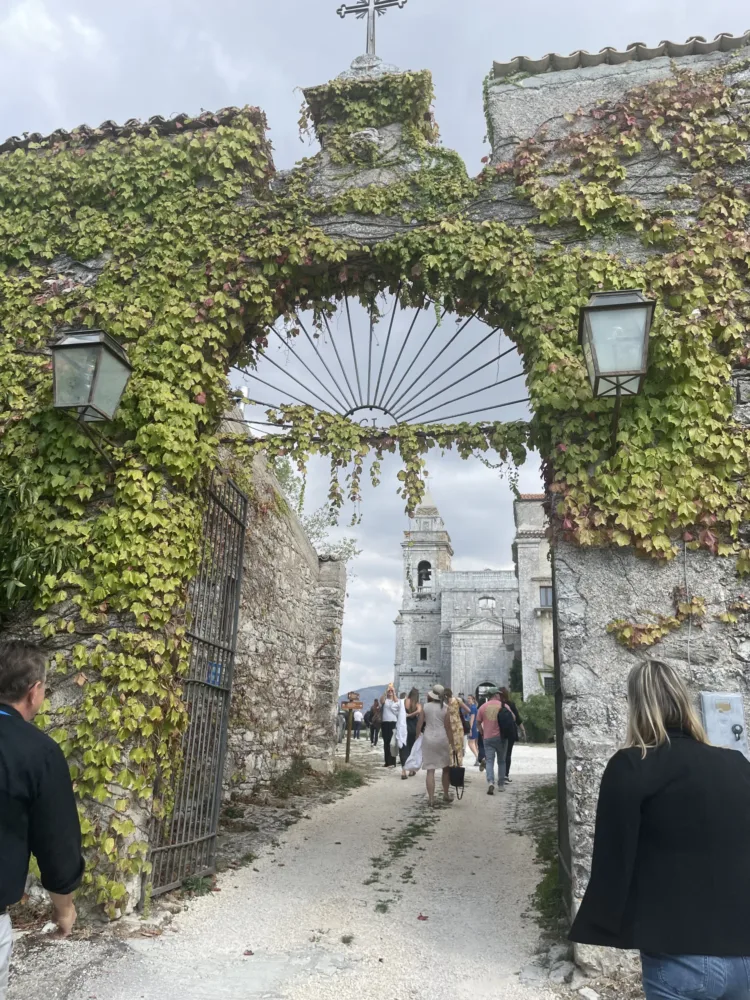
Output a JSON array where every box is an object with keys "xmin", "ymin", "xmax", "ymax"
[
  {"xmin": 483, "ymin": 48, "xmax": 750, "ymax": 251},
  {"xmin": 554, "ymin": 370, "xmax": 750, "ymax": 974},
  {"xmin": 225, "ymin": 456, "xmax": 346, "ymax": 794}
]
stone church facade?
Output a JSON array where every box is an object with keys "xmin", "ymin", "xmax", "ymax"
[
  {"xmin": 394, "ymin": 490, "xmax": 541, "ymax": 698},
  {"xmin": 513, "ymin": 496, "xmax": 555, "ymax": 698}
]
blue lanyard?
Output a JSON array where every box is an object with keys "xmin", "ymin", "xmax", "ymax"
[{"xmin": 0, "ymin": 709, "xmax": 12, "ymax": 717}]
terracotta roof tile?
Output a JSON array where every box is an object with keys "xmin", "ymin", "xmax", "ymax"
[
  {"xmin": 0, "ymin": 106, "xmax": 268, "ymax": 155},
  {"xmin": 493, "ymin": 29, "xmax": 750, "ymax": 80},
  {"xmin": 518, "ymin": 493, "xmax": 546, "ymax": 500}
]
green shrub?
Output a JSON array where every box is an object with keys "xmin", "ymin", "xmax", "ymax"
[
  {"xmin": 269, "ymin": 756, "xmax": 312, "ymax": 799},
  {"xmin": 521, "ymin": 693, "xmax": 556, "ymax": 743}
]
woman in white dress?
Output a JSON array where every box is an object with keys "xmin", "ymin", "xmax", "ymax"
[{"xmin": 418, "ymin": 685, "xmax": 457, "ymax": 807}]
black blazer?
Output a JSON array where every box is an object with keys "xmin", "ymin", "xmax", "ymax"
[
  {"xmin": 569, "ymin": 730, "xmax": 750, "ymax": 956},
  {"xmin": 0, "ymin": 704, "xmax": 84, "ymax": 910}
]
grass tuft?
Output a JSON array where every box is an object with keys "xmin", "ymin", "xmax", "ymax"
[
  {"xmin": 181, "ymin": 875, "xmax": 215, "ymax": 897},
  {"xmin": 269, "ymin": 756, "xmax": 313, "ymax": 799}
]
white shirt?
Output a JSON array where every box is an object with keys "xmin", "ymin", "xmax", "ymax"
[
  {"xmin": 381, "ymin": 698, "xmax": 400, "ymax": 723},
  {"xmin": 353, "ymin": 710, "xmax": 364, "ymax": 723}
]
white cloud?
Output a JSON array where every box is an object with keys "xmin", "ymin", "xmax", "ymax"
[
  {"xmin": 0, "ymin": 2, "xmax": 110, "ymax": 122},
  {"xmin": 67, "ymin": 12, "xmax": 103, "ymax": 50},
  {"xmin": 0, "ymin": 0, "xmax": 63, "ymax": 53},
  {"xmin": 203, "ymin": 36, "xmax": 250, "ymax": 94}
]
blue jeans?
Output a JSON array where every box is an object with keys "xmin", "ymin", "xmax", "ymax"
[
  {"xmin": 483, "ymin": 736, "xmax": 508, "ymax": 787},
  {"xmin": 642, "ymin": 953, "xmax": 750, "ymax": 999}
]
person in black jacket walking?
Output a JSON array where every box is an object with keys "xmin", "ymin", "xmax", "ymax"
[
  {"xmin": 0, "ymin": 642, "xmax": 84, "ymax": 999},
  {"xmin": 570, "ymin": 658, "xmax": 750, "ymax": 1000}
]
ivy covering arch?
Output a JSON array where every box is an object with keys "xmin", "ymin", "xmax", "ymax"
[{"xmin": 0, "ymin": 51, "xmax": 748, "ymax": 906}]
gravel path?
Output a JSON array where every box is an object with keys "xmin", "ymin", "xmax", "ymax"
[{"xmin": 10, "ymin": 744, "xmax": 558, "ymax": 1000}]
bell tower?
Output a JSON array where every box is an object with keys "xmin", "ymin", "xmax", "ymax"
[
  {"xmin": 402, "ymin": 489, "xmax": 453, "ymax": 604},
  {"xmin": 394, "ymin": 488, "xmax": 453, "ymax": 694}
]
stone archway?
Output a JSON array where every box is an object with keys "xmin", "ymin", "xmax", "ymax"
[{"xmin": 2, "ymin": 27, "xmax": 749, "ymax": 947}]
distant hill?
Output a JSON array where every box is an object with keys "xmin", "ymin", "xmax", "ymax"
[{"xmin": 339, "ymin": 684, "xmax": 388, "ymax": 708}]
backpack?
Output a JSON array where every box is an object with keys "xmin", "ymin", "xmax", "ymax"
[{"xmin": 498, "ymin": 706, "xmax": 516, "ymax": 739}]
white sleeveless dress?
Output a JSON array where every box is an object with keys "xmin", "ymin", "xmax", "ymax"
[{"xmin": 421, "ymin": 701, "xmax": 451, "ymax": 771}]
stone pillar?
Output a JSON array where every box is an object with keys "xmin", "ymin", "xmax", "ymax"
[{"xmin": 555, "ymin": 370, "xmax": 750, "ymax": 974}]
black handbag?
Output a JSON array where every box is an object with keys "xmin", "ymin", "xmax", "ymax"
[{"xmin": 449, "ymin": 753, "xmax": 465, "ymax": 800}]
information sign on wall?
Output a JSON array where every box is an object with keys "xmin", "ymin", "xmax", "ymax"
[{"xmin": 701, "ymin": 691, "xmax": 750, "ymax": 759}]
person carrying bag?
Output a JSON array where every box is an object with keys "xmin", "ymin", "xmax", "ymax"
[{"xmin": 449, "ymin": 751, "xmax": 465, "ymax": 800}]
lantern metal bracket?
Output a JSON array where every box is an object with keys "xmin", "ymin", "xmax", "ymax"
[
  {"xmin": 610, "ymin": 385, "xmax": 622, "ymax": 458},
  {"xmin": 76, "ymin": 419, "xmax": 117, "ymax": 470}
]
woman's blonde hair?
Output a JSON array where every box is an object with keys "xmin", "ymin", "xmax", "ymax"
[{"xmin": 626, "ymin": 659, "xmax": 708, "ymax": 756}]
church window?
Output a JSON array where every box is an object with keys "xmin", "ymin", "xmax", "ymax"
[
  {"xmin": 417, "ymin": 561, "xmax": 432, "ymax": 589},
  {"xmin": 479, "ymin": 596, "xmax": 496, "ymax": 612},
  {"xmin": 419, "ymin": 646, "xmax": 428, "ymax": 662},
  {"xmin": 540, "ymin": 586, "xmax": 554, "ymax": 608},
  {"xmin": 543, "ymin": 675, "xmax": 555, "ymax": 695}
]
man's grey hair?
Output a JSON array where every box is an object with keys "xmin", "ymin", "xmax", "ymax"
[{"xmin": 0, "ymin": 641, "xmax": 47, "ymax": 703}]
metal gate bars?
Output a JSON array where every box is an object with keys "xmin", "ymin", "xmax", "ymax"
[{"xmin": 149, "ymin": 475, "xmax": 248, "ymax": 895}]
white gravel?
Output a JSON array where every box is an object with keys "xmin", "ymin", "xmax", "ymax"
[{"xmin": 10, "ymin": 744, "xmax": 558, "ymax": 1000}]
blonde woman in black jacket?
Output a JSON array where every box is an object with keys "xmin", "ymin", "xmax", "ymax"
[{"xmin": 570, "ymin": 659, "xmax": 750, "ymax": 1000}]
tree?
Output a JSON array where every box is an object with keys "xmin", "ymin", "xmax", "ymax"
[
  {"xmin": 272, "ymin": 458, "xmax": 360, "ymax": 563},
  {"xmin": 522, "ymin": 693, "xmax": 556, "ymax": 744},
  {"xmin": 510, "ymin": 652, "xmax": 523, "ymax": 698}
]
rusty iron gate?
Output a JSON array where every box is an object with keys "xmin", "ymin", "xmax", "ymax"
[{"xmin": 149, "ymin": 475, "xmax": 248, "ymax": 895}]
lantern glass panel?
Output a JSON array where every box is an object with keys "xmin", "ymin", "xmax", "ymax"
[
  {"xmin": 588, "ymin": 307, "xmax": 649, "ymax": 375},
  {"xmin": 91, "ymin": 347, "xmax": 132, "ymax": 420},
  {"xmin": 597, "ymin": 374, "xmax": 642, "ymax": 398},
  {"xmin": 54, "ymin": 344, "xmax": 98, "ymax": 409}
]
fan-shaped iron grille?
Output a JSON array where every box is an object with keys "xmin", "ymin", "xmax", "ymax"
[{"xmin": 234, "ymin": 295, "xmax": 529, "ymax": 430}]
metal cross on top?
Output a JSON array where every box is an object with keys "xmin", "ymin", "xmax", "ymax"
[{"xmin": 337, "ymin": 0, "xmax": 408, "ymax": 58}]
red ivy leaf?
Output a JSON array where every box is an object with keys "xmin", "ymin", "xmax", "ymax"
[
  {"xmin": 417, "ymin": 913, "xmax": 429, "ymax": 921},
  {"xmin": 195, "ymin": 392, "xmax": 207, "ymax": 405}
]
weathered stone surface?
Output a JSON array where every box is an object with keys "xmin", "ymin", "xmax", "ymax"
[
  {"xmin": 224, "ymin": 456, "xmax": 346, "ymax": 794},
  {"xmin": 734, "ymin": 370, "xmax": 750, "ymax": 424},
  {"xmin": 578, "ymin": 988, "xmax": 601, "ymax": 1000},
  {"xmin": 549, "ymin": 960, "xmax": 576, "ymax": 984},
  {"xmin": 519, "ymin": 961, "xmax": 549, "ymax": 984},
  {"xmin": 306, "ymin": 124, "xmax": 423, "ymax": 201},
  {"xmin": 482, "ymin": 48, "xmax": 748, "ymax": 252},
  {"xmin": 556, "ymin": 480, "xmax": 750, "ymax": 970}
]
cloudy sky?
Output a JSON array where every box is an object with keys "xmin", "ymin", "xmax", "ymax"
[{"xmin": 1, "ymin": 0, "xmax": 745, "ymax": 693}]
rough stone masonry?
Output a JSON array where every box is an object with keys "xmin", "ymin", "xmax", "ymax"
[
  {"xmin": 225, "ymin": 455, "xmax": 346, "ymax": 795},
  {"xmin": 553, "ymin": 373, "xmax": 749, "ymax": 972}
]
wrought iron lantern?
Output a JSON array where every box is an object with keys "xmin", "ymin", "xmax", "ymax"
[
  {"xmin": 578, "ymin": 289, "xmax": 655, "ymax": 399},
  {"xmin": 51, "ymin": 328, "xmax": 132, "ymax": 422}
]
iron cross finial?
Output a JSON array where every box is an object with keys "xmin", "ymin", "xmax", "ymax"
[{"xmin": 337, "ymin": 0, "xmax": 408, "ymax": 58}]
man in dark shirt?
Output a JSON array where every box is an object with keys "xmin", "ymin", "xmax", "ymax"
[{"xmin": 0, "ymin": 641, "xmax": 84, "ymax": 998}]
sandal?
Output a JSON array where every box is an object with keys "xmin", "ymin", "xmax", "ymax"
[{"xmin": 401, "ymin": 773, "xmax": 408, "ymax": 780}]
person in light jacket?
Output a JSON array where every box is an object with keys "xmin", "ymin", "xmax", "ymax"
[
  {"xmin": 379, "ymin": 684, "xmax": 400, "ymax": 768},
  {"xmin": 570, "ymin": 659, "xmax": 750, "ymax": 1000}
]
